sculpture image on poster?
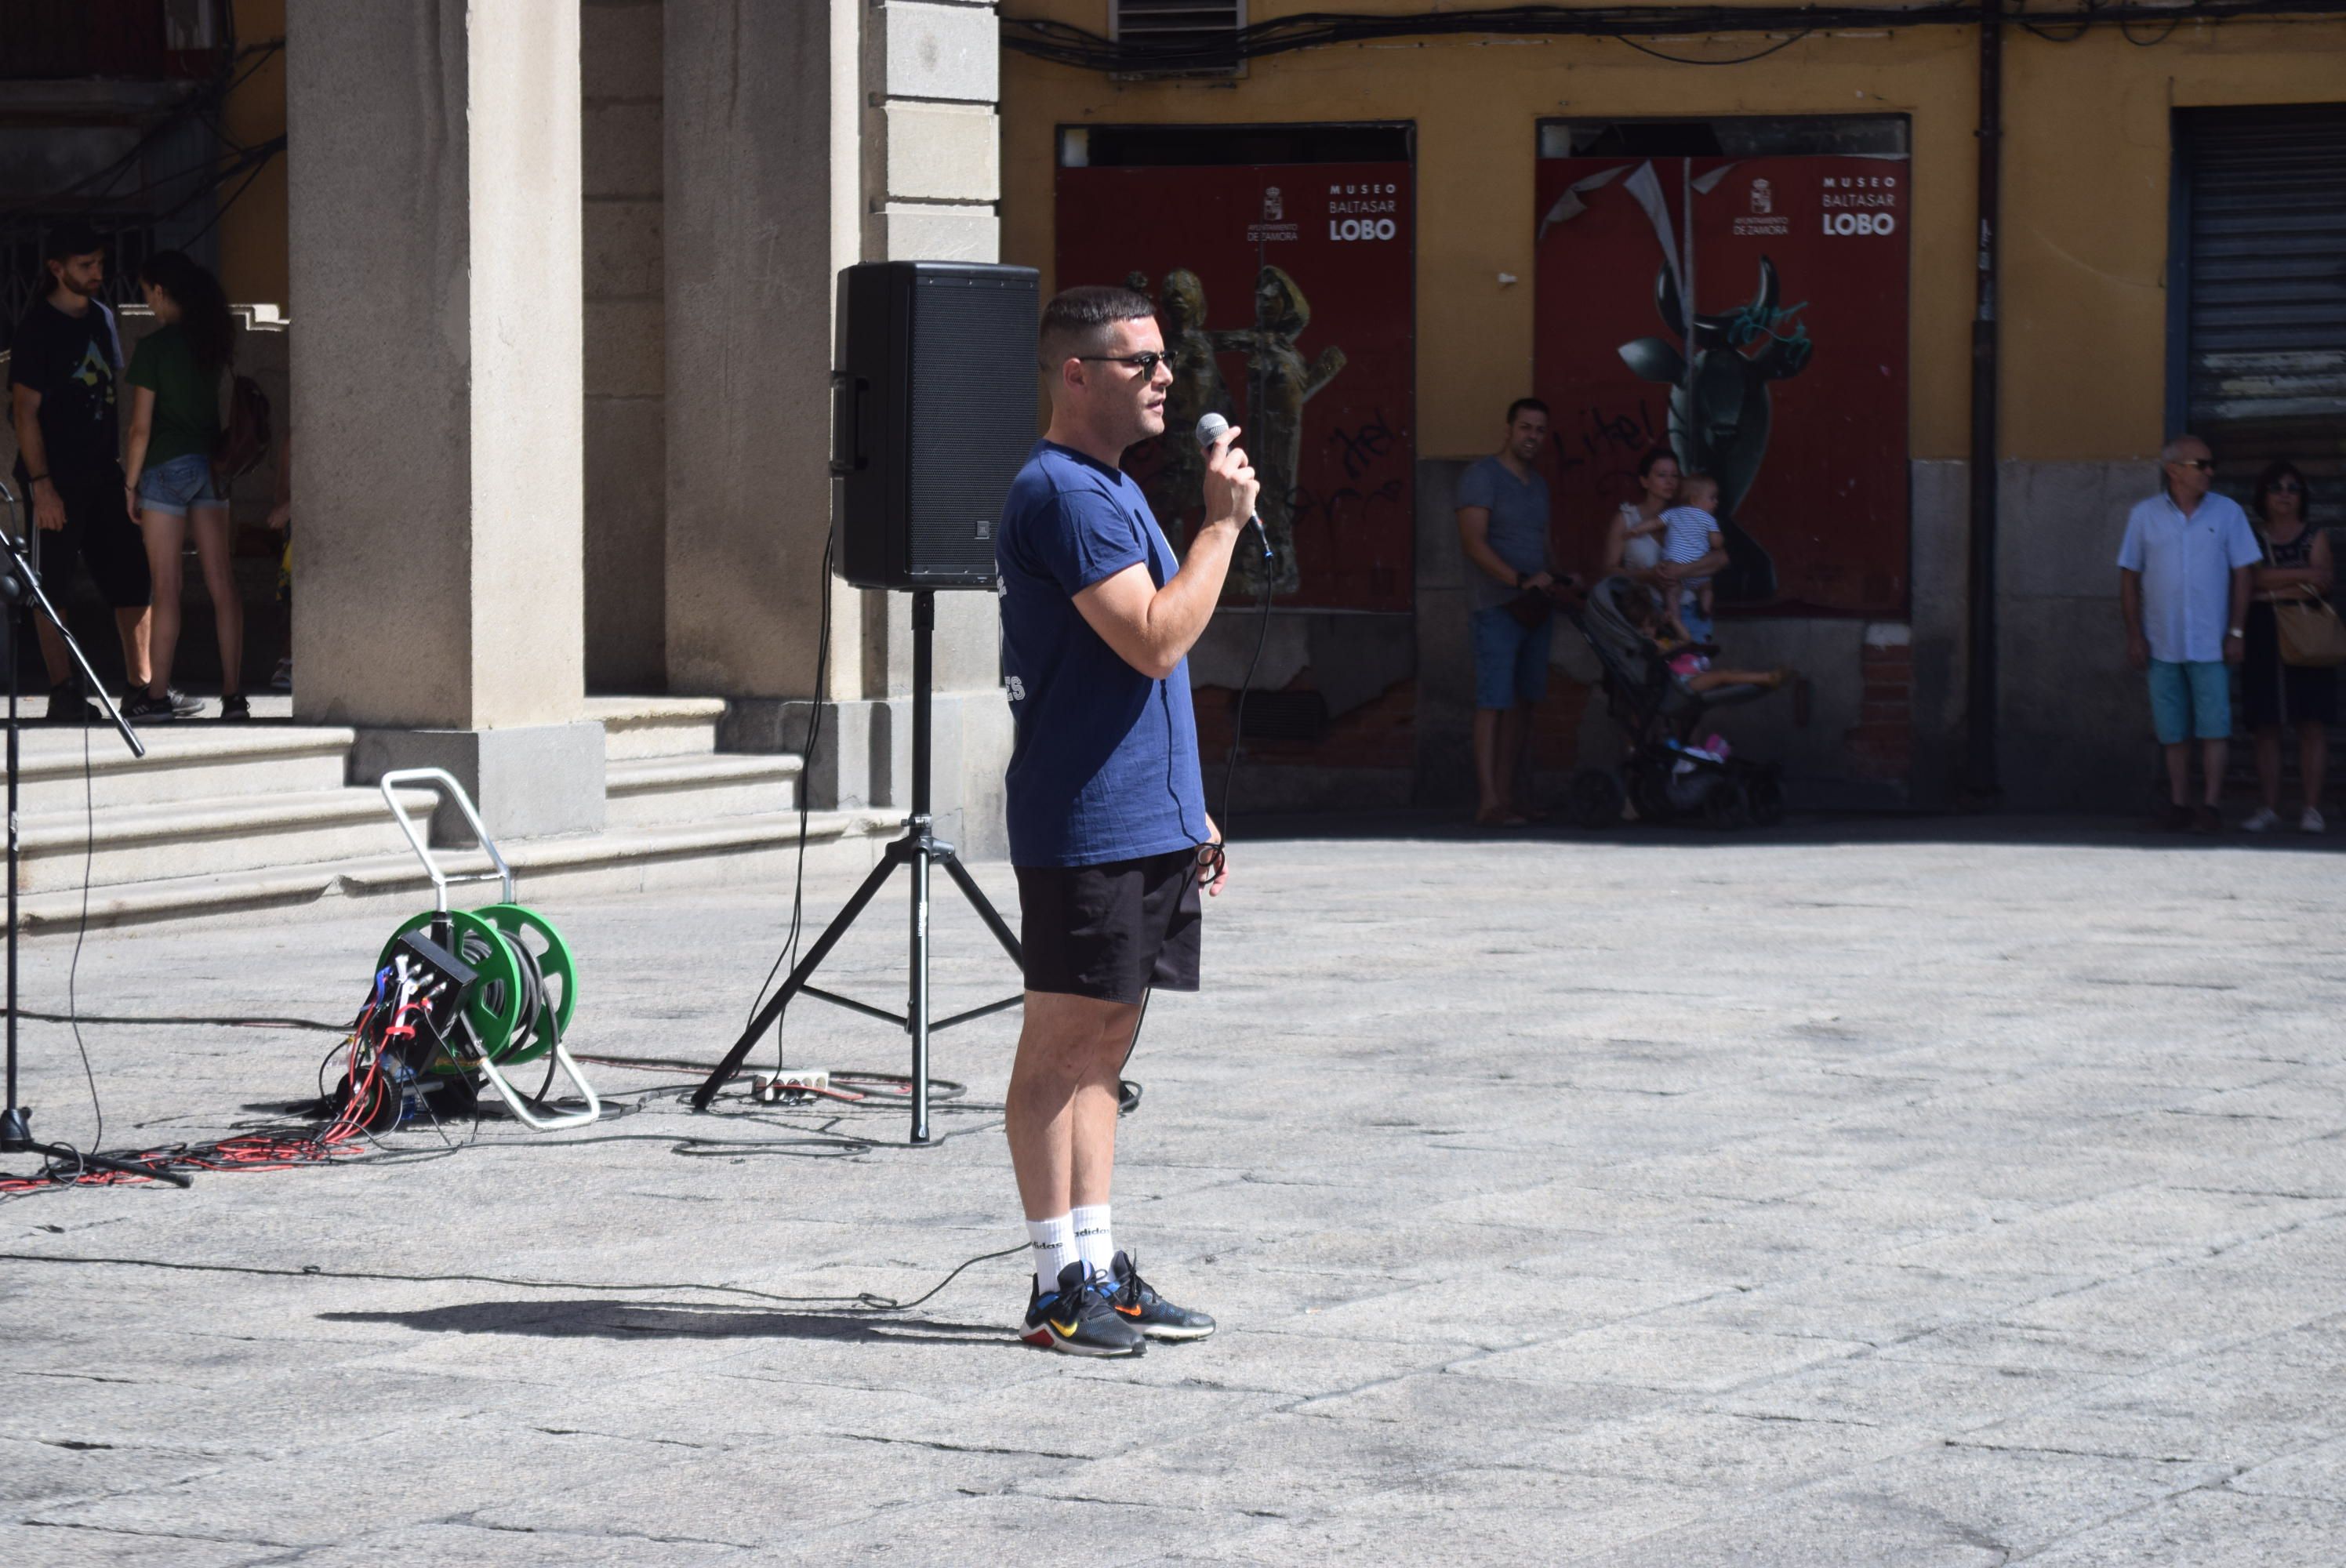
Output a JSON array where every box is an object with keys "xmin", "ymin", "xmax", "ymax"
[
  {"xmin": 1127, "ymin": 267, "xmax": 1234, "ymax": 555},
  {"xmin": 1059, "ymin": 160, "xmax": 1414, "ymax": 612},
  {"xmin": 1618, "ymin": 257, "xmax": 1814, "ymax": 603},
  {"xmin": 1209, "ymin": 265, "xmax": 1349, "ymax": 597},
  {"xmin": 1535, "ymin": 153, "xmax": 1909, "ymax": 620}
]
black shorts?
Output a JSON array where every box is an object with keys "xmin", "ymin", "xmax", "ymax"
[
  {"xmin": 31, "ymin": 463, "xmax": 151, "ymax": 610},
  {"xmin": 1015, "ymin": 848, "xmax": 1204, "ymax": 1005}
]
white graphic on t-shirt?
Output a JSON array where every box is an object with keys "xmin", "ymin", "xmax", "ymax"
[{"xmin": 1006, "ymin": 676, "xmax": 1026, "ymax": 702}]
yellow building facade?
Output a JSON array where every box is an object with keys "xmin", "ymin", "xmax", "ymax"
[{"xmin": 1004, "ymin": 5, "xmax": 2346, "ymax": 812}]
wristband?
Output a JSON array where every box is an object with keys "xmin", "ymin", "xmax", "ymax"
[{"xmin": 27, "ymin": 473, "xmax": 48, "ymax": 485}]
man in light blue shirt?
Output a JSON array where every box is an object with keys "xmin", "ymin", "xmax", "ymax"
[{"xmin": 2117, "ymin": 434, "xmax": 2259, "ymax": 832}]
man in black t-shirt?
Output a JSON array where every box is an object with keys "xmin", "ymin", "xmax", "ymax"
[{"xmin": 9, "ymin": 222, "xmax": 154, "ymax": 721}]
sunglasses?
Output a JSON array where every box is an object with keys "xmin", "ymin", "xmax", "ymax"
[
  {"xmin": 2169, "ymin": 458, "xmax": 2215, "ymax": 472},
  {"xmin": 2270, "ymin": 481, "xmax": 2304, "ymax": 495},
  {"xmin": 1077, "ymin": 350, "xmax": 1174, "ymax": 376}
]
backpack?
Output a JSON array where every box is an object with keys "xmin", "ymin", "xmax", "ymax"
[{"xmin": 212, "ymin": 366, "xmax": 273, "ymax": 485}]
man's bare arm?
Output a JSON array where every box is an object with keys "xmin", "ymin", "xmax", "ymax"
[
  {"xmin": 1458, "ymin": 506, "xmax": 1542, "ymax": 590},
  {"xmin": 1074, "ymin": 430, "xmax": 1258, "ymax": 681},
  {"xmin": 11, "ymin": 384, "xmax": 65, "ymax": 531}
]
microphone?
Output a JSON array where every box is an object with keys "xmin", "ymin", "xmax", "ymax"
[{"xmin": 1190, "ymin": 413, "xmax": 1272, "ymax": 561}]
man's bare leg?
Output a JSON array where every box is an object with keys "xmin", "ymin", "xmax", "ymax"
[
  {"xmin": 2163, "ymin": 742, "xmax": 2191, "ymax": 807},
  {"xmin": 2199, "ymin": 736, "xmax": 2227, "ymax": 808},
  {"xmin": 1007, "ymin": 989, "xmax": 1139, "ymax": 1225},
  {"xmin": 117, "ymin": 605, "xmax": 151, "ymax": 691},
  {"xmin": 1472, "ymin": 707, "xmax": 1507, "ymax": 818}
]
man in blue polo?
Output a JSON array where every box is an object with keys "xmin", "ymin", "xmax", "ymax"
[
  {"xmin": 993, "ymin": 285, "xmax": 1256, "ymax": 1356},
  {"xmin": 2119, "ymin": 434, "xmax": 2258, "ymax": 833}
]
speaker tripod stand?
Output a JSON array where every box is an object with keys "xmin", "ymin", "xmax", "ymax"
[
  {"xmin": 692, "ymin": 591, "xmax": 1024, "ymax": 1142},
  {"xmin": 2, "ymin": 497, "xmax": 187, "ymax": 1187}
]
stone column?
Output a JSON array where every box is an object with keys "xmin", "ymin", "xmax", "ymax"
[
  {"xmin": 285, "ymin": 2, "xmax": 602, "ymax": 838},
  {"xmin": 667, "ymin": 1, "xmax": 1011, "ymax": 855}
]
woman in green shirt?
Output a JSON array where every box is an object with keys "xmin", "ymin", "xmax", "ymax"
[{"xmin": 124, "ymin": 249, "xmax": 244, "ymax": 720}]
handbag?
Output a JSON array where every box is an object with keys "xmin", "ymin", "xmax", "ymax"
[{"xmin": 2260, "ymin": 532, "xmax": 2346, "ymax": 669}]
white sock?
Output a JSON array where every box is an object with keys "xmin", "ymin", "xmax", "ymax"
[
  {"xmin": 1072, "ymin": 1203, "xmax": 1115, "ymax": 1282},
  {"xmin": 1026, "ymin": 1214, "xmax": 1080, "ymax": 1295}
]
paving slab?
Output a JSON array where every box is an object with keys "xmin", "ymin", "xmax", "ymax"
[{"xmin": 4, "ymin": 817, "xmax": 2344, "ymax": 1562}]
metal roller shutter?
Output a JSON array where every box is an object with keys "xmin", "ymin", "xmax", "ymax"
[{"xmin": 2177, "ymin": 105, "xmax": 2346, "ymax": 526}]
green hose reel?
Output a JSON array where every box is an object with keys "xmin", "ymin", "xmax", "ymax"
[
  {"xmin": 374, "ymin": 904, "xmax": 577, "ymax": 1070},
  {"xmin": 371, "ymin": 768, "xmax": 602, "ymax": 1130}
]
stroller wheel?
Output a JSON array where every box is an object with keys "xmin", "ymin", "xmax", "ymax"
[
  {"xmin": 1745, "ymin": 771, "xmax": 1786, "ymax": 828},
  {"xmin": 1632, "ymin": 768, "xmax": 1676, "ymax": 825},
  {"xmin": 1565, "ymin": 769, "xmax": 1625, "ymax": 830},
  {"xmin": 1708, "ymin": 778, "xmax": 1754, "ymax": 830}
]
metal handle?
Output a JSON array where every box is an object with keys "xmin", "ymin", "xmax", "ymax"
[{"xmin": 377, "ymin": 768, "xmax": 514, "ymax": 911}]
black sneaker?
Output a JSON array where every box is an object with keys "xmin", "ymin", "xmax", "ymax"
[
  {"xmin": 1019, "ymin": 1261, "xmax": 1144, "ymax": 1357},
  {"xmin": 45, "ymin": 684, "xmax": 103, "ymax": 725},
  {"xmin": 119, "ymin": 691, "xmax": 179, "ymax": 725},
  {"xmin": 218, "ymin": 693, "xmax": 251, "ymax": 722},
  {"xmin": 1107, "ymin": 1250, "xmax": 1215, "ymax": 1341},
  {"xmin": 165, "ymin": 687, "xmax": 202, "ymax": 716}
]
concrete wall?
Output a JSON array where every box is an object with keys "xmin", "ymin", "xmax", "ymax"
[{"xmin": 583, "ymin": 0, "xmax": 667, "ymax": 692}]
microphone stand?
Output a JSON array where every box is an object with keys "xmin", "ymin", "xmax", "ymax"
[{"xmin": 0, "ymin": 481, "xmax": 185, "ymax": 1185}]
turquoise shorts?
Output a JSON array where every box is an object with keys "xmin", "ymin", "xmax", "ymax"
[{"xmin": 2147, "ymin": 659, "xmax": 2230, "ymax": 745}]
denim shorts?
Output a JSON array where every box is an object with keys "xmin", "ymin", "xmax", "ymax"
[
  {"xmin": 2147, "ymin": 659, "xmax": 2231, "ymax": 745},
  {"xmin": 1471, "ymin": 604, "xmax": 1552, "ymax": 710},
  {"xmin": 135, "ymin": 452, "xmax": 222, "ymax": 517}
]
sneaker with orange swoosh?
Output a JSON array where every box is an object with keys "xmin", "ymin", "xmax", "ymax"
[{"xmin": 1019, "ymin": 1261, "xmax": 1145, "ymax": 1356}]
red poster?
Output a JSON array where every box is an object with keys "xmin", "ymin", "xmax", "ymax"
[
  {"xmin": 1534, "ymin": 154, "xmax": 1910, "ymax": 618},
  {"xmin": 1056, "ymin": 162, "xmax": 1415, "ymax": 611}
]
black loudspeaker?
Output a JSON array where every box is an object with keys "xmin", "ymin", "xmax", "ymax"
[{"xmin": 833, "ymin": 261, "xmax": 1040, "ymax": 590}]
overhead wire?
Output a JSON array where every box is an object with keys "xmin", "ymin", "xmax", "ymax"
[{"xmin": 1001, "ymin": 1, "xmax": 2346, "ymax": 72}]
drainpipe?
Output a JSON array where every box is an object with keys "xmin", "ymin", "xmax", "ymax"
[{"xmin": 1962, "ymin": 0, "xmax": 2003, "ymax": 800}]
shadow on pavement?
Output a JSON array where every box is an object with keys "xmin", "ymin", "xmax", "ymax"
[{"xmin": 322, "ymin": 1300, "xmax": 1008, "ymax": 1345}]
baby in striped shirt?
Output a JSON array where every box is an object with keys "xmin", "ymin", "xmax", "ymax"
[{"xmin": 1660, "ymin": 473, "xmax": 1722, "ymax": 634}]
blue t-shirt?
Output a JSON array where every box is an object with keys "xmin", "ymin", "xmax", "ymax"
[
  {"xmin": 1456, "ymin": 456, "xmax": 1552, "ymax": 611},
  {"xmin": 997, "ymin": 441, "xmax": 1210, "ymax": 867}
]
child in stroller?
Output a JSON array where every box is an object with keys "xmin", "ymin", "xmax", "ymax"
[
  {"xmin": 1621, "ymin": 583, "xmax": 1792, "ymax": 695},
  {"xmin": 1560, "ymin": 575, "xmax": 1789, "ymax": 830}
]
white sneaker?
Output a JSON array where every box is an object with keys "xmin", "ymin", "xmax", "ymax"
[
  {"xmin": 2242, "ymin": 808, "xmax": 2280, "ymax": 833},
  {"xmin": 2301, "ymin": 808, "xmax": 2326, "ymax": 834}
]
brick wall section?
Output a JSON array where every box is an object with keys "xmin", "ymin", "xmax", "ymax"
[{"xmin": 1844, "ymin": 622, "xmax": 1915, "ymax": 782}]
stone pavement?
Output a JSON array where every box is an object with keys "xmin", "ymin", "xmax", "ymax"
[{"xmin": 5, "ymin": 818, "xmax": 2346, "ymax": 1565}]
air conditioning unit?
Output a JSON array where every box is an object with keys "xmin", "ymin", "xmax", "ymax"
[{"xmin": 1109, "ymin": 0, "xmax": 1247, "ymax": 77}]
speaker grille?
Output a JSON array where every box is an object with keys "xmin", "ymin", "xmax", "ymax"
[{"xmin": 906, "ymin": 274, "xmax": 1036, "ymax": 581}]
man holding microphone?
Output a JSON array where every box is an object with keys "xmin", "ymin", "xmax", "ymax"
[{"xmin": 995, "ymin": 285, "xmax": 1258, "ymax": 1356}]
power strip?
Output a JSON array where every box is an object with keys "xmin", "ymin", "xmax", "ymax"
[{"xmin": 752, "ymin": 1069, "xmax": 830, "ymax": 1103}]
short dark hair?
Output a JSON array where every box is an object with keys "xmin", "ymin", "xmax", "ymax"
[
  {"xmin": 43, "ymin": 220, "xmax": 104, "ymax": 264},
  {"xmin": 2253, "ymin": 459, "xmax": 2310, "ymax": 522},
  {"xmin": 1040, "ymin": 285, "xmax": 1154, "ymax": 368},
  {"xmin": 1636, "ymin": 446, "xmax": 1679, "ymax": 480},
  {"xmin": 1505, "ymin": 397, "xmax": 1549, "ymax": 426}
]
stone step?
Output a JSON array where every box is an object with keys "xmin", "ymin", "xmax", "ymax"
[
  {"xmin": 603, "ymin": 753, "xmax": 803, "ymax": 829},
  {"xmin": 8, "ymin": 722, "xmax": 358, "ymax": 812},
  {"xmin": 587, "ymin": 696, "xmax": 729, "ymax": 760},
  {"xmin": 13, "ymin": 786, "xmax": 439, "ymax": 895},
  {"xmin": 11, "ymin": 808, "xmax": 904, "ymax": 935}
]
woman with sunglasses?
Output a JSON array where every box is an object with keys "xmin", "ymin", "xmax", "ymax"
[{"xmin": 2242, "ymin": 460, "xmax": 2334, "ymax": 833}]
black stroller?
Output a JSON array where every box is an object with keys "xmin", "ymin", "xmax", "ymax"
[{"xmin": 1557, "ymin": 575, "xmax": 1787, "ymax": 831}]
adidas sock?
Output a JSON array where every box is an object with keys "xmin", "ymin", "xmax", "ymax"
[
  {"xmin": 1026, "ymin": 1214, "xmax": 1080, "ymax": 1296},
  {"xmin": 1072, "ymin": 1203, "xmax": 1114, "ymax": 1283}
]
